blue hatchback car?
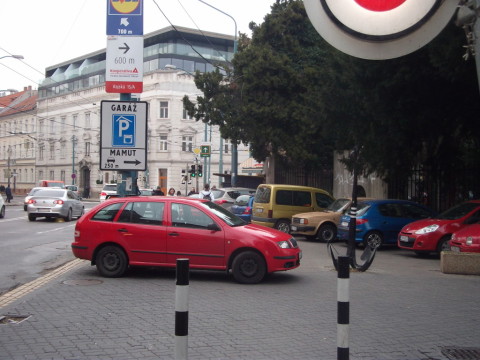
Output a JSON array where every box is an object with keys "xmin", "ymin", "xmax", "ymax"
[
  {"xmin": 337, "ymin": 199, "xmax": 435, "ymax": 248},
  {"xmin": 231, "ymin": 195, "xmax": 254, "ymax": 223}
]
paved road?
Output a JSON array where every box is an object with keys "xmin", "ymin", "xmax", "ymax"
[{"xmin": 0, "ymin": 235, "xmax": 479, "ymax": 360}]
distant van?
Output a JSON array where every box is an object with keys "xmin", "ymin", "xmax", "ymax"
[
  {"xmin": 38, "ymin": 180, "xmax": 65, "ymax": 188},
  {"xmin": 251, "ymin": 184, "xmax": 334, "ymax": 233}
]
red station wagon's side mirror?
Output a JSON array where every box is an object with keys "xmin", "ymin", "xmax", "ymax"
[{"xmin": 207, "ymin": 223, "xmax": 221, "ymax": 231}]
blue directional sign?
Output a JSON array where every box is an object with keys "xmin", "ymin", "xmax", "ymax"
[
  {"xmin": 112, "ymin": 114, "xmax": 136, "ymax": 147},
  {"xmin": 107, "ymin": 0, "xmax": 144, "ymax": 36}
]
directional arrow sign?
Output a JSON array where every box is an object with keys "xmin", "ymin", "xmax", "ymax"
[
  {"xmin": 100, "ymin": 100, "xmax": 148, "ymax": 171},
  {"xmin": 106, "ymin": 35, "xmax": 143, "ymax": 93}
]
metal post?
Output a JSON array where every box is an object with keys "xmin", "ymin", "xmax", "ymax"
[
  {"xmin": 175, "ymin": 258, "xmax": 190, "ymax": 360},
  {"xmin": 337, "ymin": 256, "xmax": 350, "ymax": 360}
]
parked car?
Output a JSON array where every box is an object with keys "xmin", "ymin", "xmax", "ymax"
[
  {"xmin": 252, "ymin": 184, "xmax": 334, "ymax": 233},
  {"xmin": 71, "ymin": 196, "xmax": 302, "ymax": 284},
  {"xmin": 139, "ymin": 188, "xmax": 154, "ymax": 196},
  {"xmin": 99, "ymin": 184, "xmax": 118, "ymax": 202},
  {"xmin": 38, "ymin": 180, "xmax": 65, "ymax": 188},
  {"xmin": 65, "ymin": 185, "xmax": 81, "ymax": 196},
  {"xmin": 230, "ymin": 195, "xmax": 254, "ymax": 223},
  {"xmin": 338, "ymin": 199, "xmax": 435, "ymax": 248},
  {"xmin": 291, "ymin": 198, "xmax": 367, "ymax": 242},
  {"xmin": 24, "ymin": 187, "xmax": 44, "ymax": 211},
  {"xmin": 211, "ymin": 187, "xmax": 256, "ymax": 210},
  {"xmin": 0, "ymin": 195, "xmax": 5, "ymax": 219},
  {"xmin": 398, "ymin": 200, "xmax": 480, "ymax": 255},
  {"xmin": 449, "ymin": 223, "xmax": 480, "ymax": 253},
  {"xmin": 27, "ymin": 188, "xmax": 84, "ymax": 222}
]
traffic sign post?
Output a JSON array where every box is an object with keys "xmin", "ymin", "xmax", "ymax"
[{"xmin": 100, "ymin": 101, "xmax": 148, "ymax": 171}]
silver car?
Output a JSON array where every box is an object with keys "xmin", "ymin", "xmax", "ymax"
[
  {"xmin": 27, "ymin": 188, "xmax": 84, "ymax": 222},
  {"xmin": 211, "ymin": 187, "xmax": 256, "ymax": 210},
  {"xmin": 24, "ymin": 187, "xmax": 46, "ymax": 211},
  {"xmin": 0, "ymin": 195, "xmax": 5, "ymax": 219}
]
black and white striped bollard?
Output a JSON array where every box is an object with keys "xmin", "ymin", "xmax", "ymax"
[
  {"xmin": 175, "ymin": 258, "xmax": 189, "ymax": 360},
  {"xmin": 337, "ymin": 256, "xmax": 350, "ymax": 360}
]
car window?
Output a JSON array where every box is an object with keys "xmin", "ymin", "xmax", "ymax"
[
  {"xmin": 234, "ymin": 195, "xmax": 251, "ymax": 206},
  {"xmin": 378, "ymin": 203, "xmax": 404, "ymax": 218},
  {"xmin": 212, "ymin": 190, "xmax": 224, "ymax": 198},
  {"xmin": 28, "ymin": 188, "xmax": 42, "ymax": 196},
  {"xmin": 316, "ymin": 193, "xmax": 333, "ymax": 208},
  {"xmin": 67, "ymin": 191, "xmax": 76, "ymax": 200},
  {"xmin": 465, "ymin": 210, "xmax": 480, "ymax": 224},
  {"xmin": 118, "ymin": 202, "xmax": 164, "ymax": 225},
  {"xmin": 103, "ymin": 184, "xmax": 117, "ymax": 192},
  {"xmin": 34, "ymin": 189, "xmax": 65, "ymax": 197},
  {"xmin": 438, "ymin": 202, "xmax": 480, "ymax": 220},
  {"xmin": 328, "ymin": 198, "xmax": 350, "ymax": 212},
  {"xmin": 354, "ymin": 202, "xmax": 371, "ymax": 216},
  {"xmin": 92, "ymin": 202, "xmax": 125, "ymax": 221},
  {"xmin": 254, "ymin": 187, "xmax": 271, "ymax": 204},
  {"xmin": 401, "ymin": 203, "xmax": 432, "ymax": 219},
  {"xmin": 171, "ymin": 203, "xmax": 215, "ymax": 229}
]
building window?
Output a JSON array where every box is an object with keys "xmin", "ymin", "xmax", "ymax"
[
  {"xmin": 61, "ymin": 117, "xmax": 66, "ymax": 132},
  {"xmin": 50, "ymin": 118, "xmax": 55, "ymax": 134},
  {"xmin": 49, "ymin": 143, "xmax": 55, "ymax": 160},
  {"xmin": 73, "ymin": 114, "xmax": 78, "ymax": 129},
  {"xmin": 39, "ymin": 144, "xmax": 44, "ymax": 160},
  {"xmin": 224, "ymin": 144, "xmax": 229, "ymax": 153},
  {"xmin": 61, "ymin": 171, "xmax": 66, "ymax": 183},
  {"xmin": 182, "ymin": 135, "xmax": 193, "ymax": 152},
  {"xmin": 38, "ymin": 171, "xmax": 43, "ymax": 180},
  {"xmin": 159, "ymin": 101, "xmax": 169, "ymax": 118},
  {"xmin": 182, "ymin": 108, "xmax": 192, "ymax": 120},
  {"xmin": 60, "ymin": 142, "xmax": 66, "ymax": 159},
  {"xmin": 85, "ymin": 142, "xmax": 91, "ymax": 156},
  {"xmin": 39, "ymin": 120, "xmax": 44, "ymax": 135},
  {"xmin": 49, "ymin": 171, "xmax": 55, "ymax": 180},
  {"xmin": 85, "ymin": 112, "xmax": 91, "ymax": 128},
  {"xmin": 159, "ymin": 134, "xmax": 168, "ymax": 151}
]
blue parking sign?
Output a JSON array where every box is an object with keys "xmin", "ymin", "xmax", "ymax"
[{"xmin": 112, "ymin": 114, "xmax": 136, "ymax": 147}]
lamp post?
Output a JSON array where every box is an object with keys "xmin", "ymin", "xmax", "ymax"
[
  {"xmin": 6, "ymin": 145, "xmax": 12, "ymax": 188},
  {"xmin": 0, "ymin": 55, "xmax": 24, "ymax": 61},
  {"xmin": 198, "ymin": 0, "xmax": 239, "ymax": 186}
]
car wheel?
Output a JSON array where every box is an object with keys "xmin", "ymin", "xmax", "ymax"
[
  {"xmin": 0, "ymin": 205, "xmax": 5, "ymax": 218},
  {"xmin": 28, "ymin": 214, "xmax": 36, "ymax": 221},
  {"xmin": 232, "ymin": 251, "xmax": 267, "ymax": 284},
  {"xmin": 78, "ymin": 207, "xmax": 85, "ymax": 219},
  {"xmin": 436, "ymin": 235, "xmax": 451, "ymax": 253},
  {"xmin": 96, "ymin": 246, "xmax": 128, "ymax": 278},
  {"xmin": 317, "ymin": 224, "xmax": 337, "ymax": 242},
  {"xmin": 363, "ymin": 231, "xmax": 383, "ymax": 249},
  {"xmin": 64, "ymin": 209, "xmax": 73, "ymax": 222},
  {"xmin": 275, "ymin": 220, "xmax": 291, "ymax": 233}
]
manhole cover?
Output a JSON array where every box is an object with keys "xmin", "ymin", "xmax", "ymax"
[
  {"xmin": 442, "ymin": 347, "xmax": 480, "ymax": 360},
  {"xmin": 62, "ymin": 279, "xmax": 103, "ymax": 286},
  {"xmin": 0, "ymin": 315, "xmax": 30, "ymax": 325}
]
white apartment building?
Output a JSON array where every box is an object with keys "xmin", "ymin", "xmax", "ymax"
[{"xmin": 13, "ymin": 26, "xmax": 249, "ymax": 197}]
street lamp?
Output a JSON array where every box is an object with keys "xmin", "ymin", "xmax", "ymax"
[
  {"xmin": 0, "ymin": 54, "xmax": 24, "ymax": 61},
  {"xmin": 198, "ymin": 0, "xmax": 239, "ymax": 186}
]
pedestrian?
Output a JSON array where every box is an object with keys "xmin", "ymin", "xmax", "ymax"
[
  {"xmin": 152, "ymin": 186, "xmax": 164, "ymax": 196},
  {"xmin": 5, "ymin": 185, "xmax": 12, "ymax": 203},
  {"xmin": 176, "ymin": 190, "xmax": 182, "ymax": 196},
  {"xmin": 168, "ymin": 187, "xmax": 176, "ymax": 196},
  {"xmin": 187, "ymin": 187, "xmax": 197, "ymax": 196},
  {"xmin": 0, "ymin": 184, "xmax": 5, "ymax": 193},
  {"xmin": 199, "ymin": 183, "xmax": 214, "ymax": 201}
]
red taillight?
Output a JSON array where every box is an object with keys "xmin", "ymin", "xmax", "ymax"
[
  {"xmin": 28, "ymin": 199, "xmax": 36, "ymax": 204},
  {"xmin": 215, "ymin": 199, "xmax": 228, "ymax": 204},
  {"xmin": 356, "ymin": 218, "xmax": 368, "ymax": 225},
  {"xmin": 54, "ymin": 200, "xmax": 64, "ymax": 205},
  {"xmin": 242, "ymin": 206, "xmax": 252, "ymax": 215},
  {"xmin": 100, "ymin": 192, "xmax": 107, "ymax": 196}
]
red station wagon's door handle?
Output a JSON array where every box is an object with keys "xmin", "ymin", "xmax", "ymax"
[
  {"xmin": 117, "ymin": 228, "xmax": 129, "ymax": 233},
  {"xmin": 168, "ymin": 232, "xmax": 179, "ymax": 236}
]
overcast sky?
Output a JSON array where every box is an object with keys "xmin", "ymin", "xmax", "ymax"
[{"xmin": 0, "ymin": 0, "xmax": 276, "ymax": 92}]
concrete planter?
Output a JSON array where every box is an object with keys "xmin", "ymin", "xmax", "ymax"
[{"xmin": 440, "ymin": 251, "xmax": 480, "ymax": 275}]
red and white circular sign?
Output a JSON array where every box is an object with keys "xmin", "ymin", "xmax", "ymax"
[{"xmin": 304, "ymin": 0, "xmax": 460, "ymax": 59}]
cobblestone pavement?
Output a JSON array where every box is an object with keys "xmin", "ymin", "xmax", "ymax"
[{"xmin": 0, "ymin": 238, "xmax": 479, "ymax": 360}]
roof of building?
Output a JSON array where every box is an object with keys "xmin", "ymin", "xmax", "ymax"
[{"xmin": 0, "ymin": 86, "xmax": 37, "ymax": 118}]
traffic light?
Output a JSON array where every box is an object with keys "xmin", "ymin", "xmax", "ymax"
[
  {"xmin": 190, "ymin": 164, "xmax": 196, "ymax": 178},
  {"xmin": 197, "ymin": 165, "xmax": 203, "ymax": 177}
]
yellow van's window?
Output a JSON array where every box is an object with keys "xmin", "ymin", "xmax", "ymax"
[
  {"xmin": 277, "ymin": 190, "xmax": 311, "ymax": 206},
  {"xmin": 254, "ymin": 187, "xmax": 271, "ymax": 203}
]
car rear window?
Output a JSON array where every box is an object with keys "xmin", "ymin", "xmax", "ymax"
[
  {"xmin": 92, "ymin": 202, "xmax": 125, "ymax": 221},
  {"xmin": 254, "ymin": 187, "xmax": 271, "ymax": 204},
  {"xmin": 103, "ymin": 184, "xmax": 117, "ymax": 192},
  {"xmin": 234, "ymin": 195, "xmax": 251, "ymax": 206},
  {"xmin": 34, "ymin": 189, "xmax": 65, "ymax": 197}
]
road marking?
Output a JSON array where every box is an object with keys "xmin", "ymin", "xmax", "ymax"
[
  {"xmin": 36, "ymin": 224, "xmax": 76, "ymax": 235},
  {"xmin": 0, "ymin": 258, "xmax": 86, "ymax": 309}
]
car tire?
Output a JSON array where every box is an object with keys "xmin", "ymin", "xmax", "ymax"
[
  {"xmin": 65, "ymin": 209, "xmax": 72, "ymax": 222},
  {"xmin": 275, "ymin": 220, "xmax": 291, "ymax": 233},
  {"xmin": 363, "ymin": 231, "xmax": 383, "ymax": 249},
  {"xmin": 96, "ymin": 246, "xmax": 128, "ymax": 278},
  {"xmin": 436, "ymin": 235, "xmax": 451, "ymax": 253},
  {"xmin": 232, "ymin": 251, "xmax": 267, "ymax": 284},
  {"xmin": 28, "ymin": 214, "xmax": 36, "ymax": 221},
  {"xmin": 78, "ymin": 207, "xmax": 85, "ymax": 219},
  {"xmin": 0, "ymin": 205, "xmax": 5, "ymax": 218},
  {"xmin": 317, "ymin": 224, "xmax": 337, "ymax": 242}
]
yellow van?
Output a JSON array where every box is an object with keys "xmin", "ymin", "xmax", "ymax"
[{"xmin": 251, "ymin": 184, "xmax": 334, "ymax": 233}]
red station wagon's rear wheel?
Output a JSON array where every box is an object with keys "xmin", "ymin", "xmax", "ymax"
[
  {"xmin": 96, "ymin": 246, "xmax": 128, "ymax": 278},
  {"xmin": 232, "ymin": 251, "xmax": 267, "ymax": 284}
]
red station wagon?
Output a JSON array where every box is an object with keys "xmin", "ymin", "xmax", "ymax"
[{"xmin": 72, "ymin": 197, "xmax": 302, "ymax": 284}]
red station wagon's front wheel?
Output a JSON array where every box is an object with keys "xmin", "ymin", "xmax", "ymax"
[
  {"xmin": 96, "ymin": 245, "xmax": 128, "ymax": 278},
  {"xmin": 232, "ymin": 251, "xmax": 267, "ymax": 284}
]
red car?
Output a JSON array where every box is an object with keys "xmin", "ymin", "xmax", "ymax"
[
  {"xmin": 449, "ymin": 224, "xmax": 480, "ymax": 253},
  {"xmin": 398, "ymin": 200, "xmax": 480, "ymax": 255},
  {"xmin": 72, "ymin": 196, "xmax": 301, "ymax": 284}
]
